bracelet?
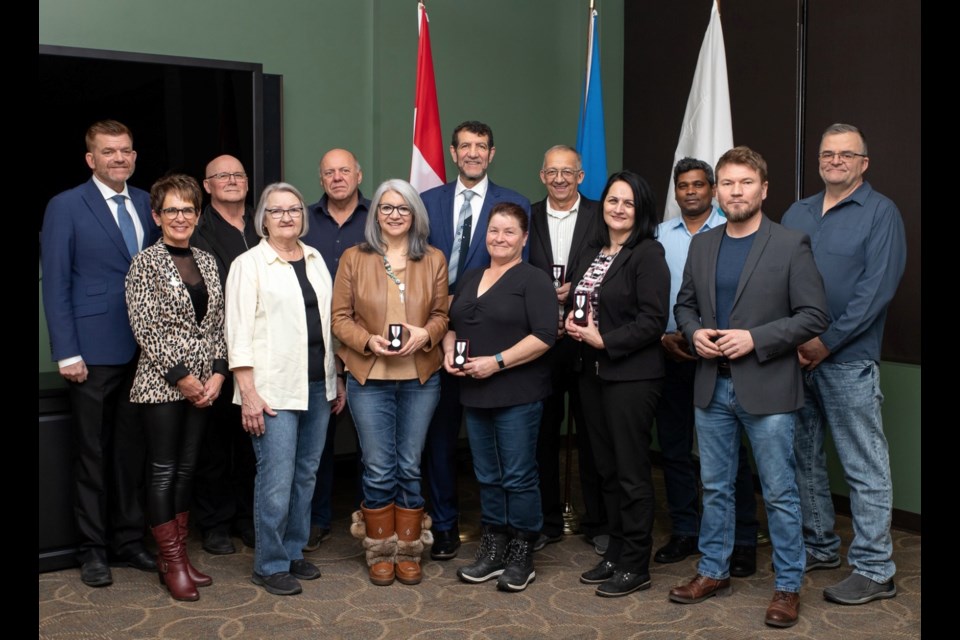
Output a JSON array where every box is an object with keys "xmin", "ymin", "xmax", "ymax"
[{"xmin": 495, "ymin": 352, "xmax": 506, "ymax": 370}]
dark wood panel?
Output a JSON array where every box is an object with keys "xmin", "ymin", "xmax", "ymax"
[{"xmin": 804, "ymin": 1, "xmax": 921, "ymax": 363}]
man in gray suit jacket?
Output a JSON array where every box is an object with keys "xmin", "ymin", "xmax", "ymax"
[{"xmin": 670, "ymin": 147, "xmax": 829, "ymax": 629}]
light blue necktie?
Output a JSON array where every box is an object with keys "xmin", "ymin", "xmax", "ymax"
[
  {"xmin": 112, "ymin": 195, "xmax": 139, "ymax": 257},
  {"xmin": 448, "ymin": 189, "xmax": 475, "ymax": 287}
]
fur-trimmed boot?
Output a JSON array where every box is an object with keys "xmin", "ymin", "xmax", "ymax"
[
  {"xmin": 395, "ymin": 506, "xmax": 432, "ymax": 585},
  {"xmin": 175, "ymin": 512, "xmax": 212, "ymax": 587},
  {"xmin": 351, "ymin": 503, "xmax": 397, "ymax": 586},
  {"xmin": 152, "ymin": 519, "xmax": 199, "ymax": 601}
]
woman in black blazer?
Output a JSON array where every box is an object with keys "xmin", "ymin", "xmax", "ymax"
[{"xmin": 564, "ymin": 171, "xmax": 670, "ymax": 598}]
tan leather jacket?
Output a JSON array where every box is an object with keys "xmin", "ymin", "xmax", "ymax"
[{"xmin": 332, "ymin": 244, "xmax": 448, "ymax": 384}]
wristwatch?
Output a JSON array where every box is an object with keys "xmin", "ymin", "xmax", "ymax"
[{"xmin": 495, "ymin": 353, "xmax": 506, "ymax": 370}]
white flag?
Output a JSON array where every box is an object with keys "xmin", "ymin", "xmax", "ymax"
[{"xmin": 664, "ymin": 0, "xmax": 733, "ymax": 220}]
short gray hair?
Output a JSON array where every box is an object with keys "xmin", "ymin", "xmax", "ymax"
[
  {"xmin": 363, "ymin": 179, "xmax": 431, "ymax": 260},
  {"xmin": 821, "ymin": 123, "xmax": 868, "ymax": 156},
  {"xmin": 541, "ymin": 145, "xmax": 582, "ymax": 171},
  {"xmin": 253, "ymin": 182, "xmax": 310, "ymax": 239}
]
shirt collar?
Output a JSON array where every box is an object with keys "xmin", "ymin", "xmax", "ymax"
[
  {"xmin": 92, "ymin": 175, "xmax": 131, "ymax": 201},
  {"xmin": 317, "ymin": 190, "xmax": 370, "ymax": 219},
  {"xmin": 546, "ymin": 194, "xmax": 581, "ymax": 219},
  {"xmin": 456, "ymin": 176, "xmax": 489, "ymax": 200}
]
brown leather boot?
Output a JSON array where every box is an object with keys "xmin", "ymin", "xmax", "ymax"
[
  {"xmin": 395, "ymin": 506, "xmax": 432, "ymax": 585},
  {"xmin": 152, "ymin": 519, "xmax": 199, "ymax": 601},
  {"xmin": 350, "ymin": 503, "xmax": 397, "ymax": 586},
  {"xmin": 175, "ymin": 512, "xmax": 212, "ymax": 587}
]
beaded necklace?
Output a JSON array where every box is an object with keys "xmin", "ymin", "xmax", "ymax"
[{"xmin": 383, "ymin": 256, "xmax": 406, "ymax": 304}]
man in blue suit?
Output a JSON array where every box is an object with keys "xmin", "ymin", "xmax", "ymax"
[
  {"xmin": 42, "ymin": 120, "xmax": 159, "ymax": 587},
  {"xmin": 420, "ymin": 120, "xmax": 530, "ymax": 559}
]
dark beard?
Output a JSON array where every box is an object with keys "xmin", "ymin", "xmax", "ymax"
[{"xmin": 724, "ymin": 205, "xmax": 760, "ymax": 223}]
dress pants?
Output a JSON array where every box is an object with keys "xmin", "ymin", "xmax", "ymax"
[
  {"xmin": 69, "ymin": 360, "xmax": 148, "ymax": 562},
  {"xmin": 422, "ymin": 369, "xmax": 462, "ymax": 531},
  {"xmin": 537, "ymin": 339, "xmax": 607, "ymax": 539},
  {"xmin": 191, "ymin": 376, "xmax": 256, "ymax": 534},
  {"xmin": 579, "ymin": 368, "xmax": 661, "ymax": 574}
]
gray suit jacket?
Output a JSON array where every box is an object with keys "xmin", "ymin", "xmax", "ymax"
[{"xmin": 674, "ymin": 214, "xmax": 829, "ymax": 414}]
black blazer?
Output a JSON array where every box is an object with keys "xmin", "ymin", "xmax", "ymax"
[
  {"xmin": 566, "ymin": 237, "xmax": 670, "ymax": 381},
  {"xmin": 529, "ymin": 195, "xmax": 599, "ymax": 277}
]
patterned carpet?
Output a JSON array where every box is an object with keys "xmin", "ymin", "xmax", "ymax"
[{"xmin": 39, "ymin": 455, "xmax": 921, "ymax": 639}]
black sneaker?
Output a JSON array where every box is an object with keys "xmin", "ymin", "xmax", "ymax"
[
  {"xmin": 654, "ymin": 535, "xmax": 699, "ymax": 564},
  {"xmin": 458, "ymin": 528, "xmax": 509, "ymax": 583},
  {"xmin": 806, "ymin": 552, "xmax": 842, "ymax": 572},
  {"xmin": 202, "ymin": 529, "xmax": 236, "ymax": 555},
  {"xmin": 595, "ymin": 570, "xmax": 652, "ymax": 597},
  {"xmin": 496, "ymin": 535, "xmax": 537, "ymax": 592},
  {"xmin": 290, "ymin": 559, "xmax": 322, "ymax": 580},
  {"xmin": 251, "ymin": 571, "xmax": 302, "ymax": 596},
  {"xmin": 580, "ymin": 560, "xmax": 617, "ymax": 584}
]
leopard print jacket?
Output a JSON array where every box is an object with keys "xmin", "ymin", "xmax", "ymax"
[{"xmin": 125, "ymin": 241, "xmax": 227, "ymax": 403}]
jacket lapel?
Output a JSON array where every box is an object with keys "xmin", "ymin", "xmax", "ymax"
[
  {"xmin": 733, "ymin": 215, "xmax": 772, "ymax": 309},
  {"xmin": 82, "ymin": 180, "xmax": 133, "ymax": 261}
]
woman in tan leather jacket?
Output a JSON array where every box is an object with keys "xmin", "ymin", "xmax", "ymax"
[{"xmin": 331, "ymin": 179, "xmax": 448, "ymax": 587}]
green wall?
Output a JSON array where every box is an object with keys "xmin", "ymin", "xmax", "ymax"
[{"xmin": 38, "ymin": 0, "xmax": 919, "ymax": 518}]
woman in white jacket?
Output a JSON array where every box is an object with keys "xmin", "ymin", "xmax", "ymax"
[{"xmin": 225, "ymin": 182, "xmax": 345, "ymax": 596}]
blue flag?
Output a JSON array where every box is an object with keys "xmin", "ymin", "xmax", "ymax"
[{"xmin": 576, "ymin": 8, "xmax": 607, "ymax": 200}]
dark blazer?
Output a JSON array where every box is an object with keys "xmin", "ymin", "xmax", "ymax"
[
  {"xmin": 125, "ymin": 242, "xmax": 227, "ymax": 403},
  {"xmin": 41, "ymin": 178, "xmax": 158, "ymax": 365},
  {"xmin": 566, "ymin": 237, "xmax": 671, "ymax": 381},
  {"xmin": 529, "ymin": 195, "xmax": 599, "ymax": 276},
  {"xmin": 422, "ymin": 179, "xmax": 531, "ymax": 290},
  {"xmin": 674, "ymin": 214, "xmax": 830, "ymax": 415}
]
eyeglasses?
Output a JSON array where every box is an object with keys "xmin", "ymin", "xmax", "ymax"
[
  {"xmin": 206, "ymin": 172, "xmax": 248, "ymax": 182},
  {"xmin": 378, "ymin": 204, "xmax": 412, "ymax": 217},
  {"xmin": 159, "ymin": 207, "xmax": 198, "ymax": 219},
  {"xmin": 265, "ymin": 206, "xmax": 304, "ymax": 219},
  {"xmin": 541, "ymin": 168, "xmax": 581, "ymax": 180},
  {"xmin": 818, "ymin": 151, "xmax": 866, "ymax": 163}
]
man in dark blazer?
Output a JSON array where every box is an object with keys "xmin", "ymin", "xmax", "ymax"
[
  {"xmin": 528, "ymin": 145, "xmax": 606, "ymax": 553},
  {"xmin": 421, "ymin": 120, "xmax": 530, "ymax": 559},
  {"xmin": 670, "ymin": 147, "xmax": 829, "ymax": 628},
  {"xmin": 41, "ymin": 120, "xmax": 159, "ymax": 587}
]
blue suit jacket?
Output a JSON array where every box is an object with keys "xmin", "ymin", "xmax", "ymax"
[
  {"xmin": 41, "ymin": 178, "xmax": 157, "ymax": 365},
  {"xmin": 422, "ymin": 179, "xmax": 531, "ymax": 291}
]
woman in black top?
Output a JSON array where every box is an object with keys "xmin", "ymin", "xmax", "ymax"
[
  {"xmin": 564, "ymin": 171, "xmax": 670, "ymax": 598},
  {"xmin": 444, "ymin": 202, "xmax": 556, "ymax": 593},
  {"xmin": 125, "ymin": 175, "xmax": 228, "ymax": 601}
]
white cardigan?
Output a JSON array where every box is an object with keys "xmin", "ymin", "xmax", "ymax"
[{"xmin": 225, "ymin": 238, "xmax": 338, "ymax": 409}]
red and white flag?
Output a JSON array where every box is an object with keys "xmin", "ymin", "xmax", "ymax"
[{"xmin": 410, "ymin": 2, "xmax": 445, "ymax": 193}]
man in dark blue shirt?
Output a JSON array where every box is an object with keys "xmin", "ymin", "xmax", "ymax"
[
  {"xmin": 781, "ymin": 124, "xmax": 906, "ymax": 606},
  {"xmin": 301, "ymin": 148, "xmax": 370, "ymax": 550}
]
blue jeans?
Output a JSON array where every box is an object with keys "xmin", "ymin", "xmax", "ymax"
[
  {"xmin": 465, "ymin": 401, "xmax": 544, "ymax": 534},
  {"xmin": 795, "ymin": 360, "xmax": 895, "ymax": 582},
  {"xmin": 657, "ymin": 359, "xmax": 759, "ymax": 544},
  {"xmin": 348, "ymin": 373, "xmax": 440, "ymax": 509},
  {"xmin": 251, "ymin": 381, "xmax": 330, "ymax": 576},
  {"xmin": 695, "ymin": 376, "xmax": 804, "ymax": 592}
]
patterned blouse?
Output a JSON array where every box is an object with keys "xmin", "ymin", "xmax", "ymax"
[{"xmin": 572, "ymin": 249, "xmax": 619, "ymax": 331}]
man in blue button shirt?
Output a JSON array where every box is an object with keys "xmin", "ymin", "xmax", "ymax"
[
  {"xmin": 301, "ymin": 148, "xmax": 370, "ymax": 551},
  {"xmin": 782, "ymin": 123, "xmax": 906, "ymax": 605},
  {"xmin": 654, "ymin": 158, "xmax": 758, "ymax": 577}
]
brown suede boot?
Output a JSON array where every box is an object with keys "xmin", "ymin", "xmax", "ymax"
[
  {"xmin": 395, "ymin": 507, "xmax": 432, "ymax": 585},
  {"xmin": 152, "ymin": 519, "xmax": 199, "ymax": 601},
  {"xmin": 350, "ymin": 504, "xmax": 397, "ymax": 586},
  {"xmin": 175, "ymin": 512, "xmax": 212, "ymax": 587}
]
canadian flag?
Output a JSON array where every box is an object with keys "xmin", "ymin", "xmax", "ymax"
[{"xmin": 410, "ymin": 2, "xmax": 445, "ymax": 193}]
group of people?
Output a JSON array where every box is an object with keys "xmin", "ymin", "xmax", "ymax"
[{"xmin": 41, "ymin": 118, "xmax": 905, "ymax": 628}]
